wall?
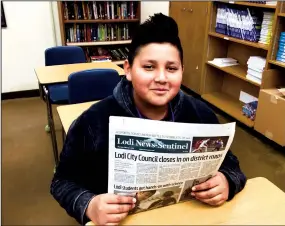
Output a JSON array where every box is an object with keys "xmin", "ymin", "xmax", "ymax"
[
  {"xmin": 1, "ymin": 1, "xmax": 170, "ymax": 93},
  {"xmin": 2, "ymin": 1, "xmax": 56, "ymax": 93},
  {"xmin": 141, "ymin": 1, "xmax": 169, "ymax": 22}
]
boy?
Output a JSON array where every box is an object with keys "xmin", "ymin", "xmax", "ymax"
[{"xmin": 51, "ymin": 13, "xmax": 246, "ymax": 225}]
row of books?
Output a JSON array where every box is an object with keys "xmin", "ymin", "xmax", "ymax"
[
  {"xmin": 215, "ymin": 3, "xmax": 263, "ymax": 42},
  {"xmin": 63, "ymin": 1, "xmax": 138, "ymax": 20},
  {"xmin": 65, "ymin": 23, "xmax": 132, "ymax": 43},
  {"xmin": 84, "ymin": 46, "xmax": 129, "ymax": 62},
  {"xmin": 276, "ymin": 32, "xmax": 285, "ymax": 63},
  {"xmin": 258, "ymin": 11, "xmax": 274, "ymax": 45}
]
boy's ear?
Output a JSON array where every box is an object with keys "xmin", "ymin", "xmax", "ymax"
[{"xmin": 124, "ymin": 60, "xmax": 132, "ymax": 81}]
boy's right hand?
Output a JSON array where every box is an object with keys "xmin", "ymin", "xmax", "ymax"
[{"xmin": 86, "ymin": 194, "xmax": 136, "ymax": 225}]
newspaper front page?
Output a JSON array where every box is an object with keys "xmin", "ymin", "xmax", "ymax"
[{"xmin": 108, "ymin": 116, "xmax": 235, "ymax": 214}]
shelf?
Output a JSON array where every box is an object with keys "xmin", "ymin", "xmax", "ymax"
[
  {"xmin": 64, "ymin": 19, "xmax": 140, "ymax": 24},
  {"xmin": 66, "ymin": 40, "xmax": 132, "ymax": 46},
  {"xmin": 232, "ymin": 1, "xmax": 276, "ymax": 9},
  {"xmin": 278, "ymin": 13, "xmax": 285, "ymax": 17},
  {"xmin": 269, "ymin": 60, "xmax": 285, "ymax": 69},
  {"xmin": 208, "ymin": 32, "xmax": 269, "ymax": 50},
  {"xmin": 113, "ymin": 60, "xmax": 125, "ymax": 65},
  {"xmin": 202, "ymin": 92, "xmax": 255, "ymax": 127},
  {"xmin": 206, "ymin": 62, "xmax": 260, "ymax": 87}
]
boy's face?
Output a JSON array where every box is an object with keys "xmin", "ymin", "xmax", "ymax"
[{"xmin": 124, "ymin": 43, "xmax": 183, "ymax": 107}]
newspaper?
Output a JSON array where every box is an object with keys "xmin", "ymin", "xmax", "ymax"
[{"xmin": 108, "ymin": 116, "xmax": 235, "ymax": 214}]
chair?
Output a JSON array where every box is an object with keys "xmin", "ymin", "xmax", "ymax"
[
  {"xmin": 68, "ymin": 68, "xmax": 121, "ymax": 104},
  {"xmin": 42, "ymin": 46, "xmax": 86, "ymax": 166}
]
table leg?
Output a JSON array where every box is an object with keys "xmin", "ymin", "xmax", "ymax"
[
  {"xmin": 38, "ymin": 82, "xmax": 46, "ymax": 101},
  {"xmin": 44, "ymin": 87, "xmax": 59, "ymax": 166}
]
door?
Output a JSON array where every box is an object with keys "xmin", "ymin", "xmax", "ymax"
[{"xmin": 170, "ymin": 2, "xmax": 209, "ymax": 94}]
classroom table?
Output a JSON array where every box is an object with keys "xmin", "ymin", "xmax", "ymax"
[
  {"xmin": 85, "ymin": 177, "xmax": 285, "ymax": 225},
  {"xmin": 35, "ymin": 62, "xmax": 125, "ymax": 85},
  {"xmin": 57, "ymin": 101, "xmax": 98, "ymax": 133},
  {"xmin": 35, "ymin": 61, "xmax": 124, "ymax": 166}
]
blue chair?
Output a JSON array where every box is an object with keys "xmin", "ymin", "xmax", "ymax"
[
  {"xmin": 42, "ymin": 46, "xmax": 86, "ymax": 166},
  {"xmin": 68, "ymin": 68, "xmax": 121, "ymax": 104},
  {"xmin": 44, "ymin": 46, "xmax": 86, "ymax": 104}
]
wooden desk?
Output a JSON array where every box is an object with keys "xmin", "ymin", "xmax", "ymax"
[
  {"xmin": 57, "ymin": 101, "xmax": 98, "ymax": 133},
  {"xmin": 86, "ymin": 177, "xmax": 285, "ymax": 225},
  {"xmin": 35, "ymin": 62, "xmax": 125, "ymax": 85}
]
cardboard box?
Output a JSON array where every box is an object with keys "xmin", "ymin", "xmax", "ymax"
[{"xmin": 254, "ymin": 89, "xmax": 285, "ymax": 146}]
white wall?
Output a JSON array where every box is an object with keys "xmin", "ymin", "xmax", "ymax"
[
  {"xmin": 2, "ymin": 1, "xmax": 56, "ymax": 93},
  {"xmin": 1, "ymin": 1, "xmax": 169, "ymax": 93},
  {"xmin": 141, "ymin": 1, "xmax": 169, "ymax": 22}
]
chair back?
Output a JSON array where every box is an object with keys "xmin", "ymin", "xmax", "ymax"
[
  {"xmin": 45, "ymin": 46, "xmax": 86, "ymax": 66},
  {"xmin": 68, "ymin": 69, "xmax": 121, "ymax": 104}
]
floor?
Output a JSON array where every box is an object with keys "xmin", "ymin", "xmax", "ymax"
[{"xmin": 2, "ymin": 97, "xmax": 285, "ymax": 225}]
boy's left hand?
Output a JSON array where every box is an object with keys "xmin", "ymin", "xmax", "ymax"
[{"xmin": 191, "ymin": 172, "xmax": 229, "ymax": 206}]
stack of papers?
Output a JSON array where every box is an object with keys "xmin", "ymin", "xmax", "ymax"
[
  {"xmin": 258, "ymin": 12, "xmax": 274, "ymax": 44},
  {"xmin": 246, "ymin": 56, "xmax": 266, "ymax": 84},
  {"xmin": 276, "ymin": 32, "xmax": 285, "ymax": 63},
  {"xmin": 208, "ymin": 58, "xmax": 239, "ymax": 67}
]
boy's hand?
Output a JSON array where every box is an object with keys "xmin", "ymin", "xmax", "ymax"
[
  {"xmin": 86, "ymin": 194, "xmax": 136, "ymax": 225},
  {"xmin": 191, "ymin": 172, "xmax": 229, "ymax": 206}
]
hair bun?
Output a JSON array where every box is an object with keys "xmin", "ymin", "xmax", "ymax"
[
  {"xmin": 148, "ymin": 13, "xmax": 179, "ymax": 36},
  {"xmin": 143, "ymin": 13, "xmax": 179, "ymax": 37}
]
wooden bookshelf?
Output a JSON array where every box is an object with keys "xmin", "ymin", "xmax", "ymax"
[
  {"xmin": 66, "ymin": 40, "xmax": 132, "ymax": 46},
  {"xmin": 269, "ymin": 60, "xmax": 285, "ymax": 69},
  {"xmin": 233, "ymin": 1, "xmax": 277, "ymax": 9},
  {"xmin": 202, "ymin": 92, "xmax": 255, "ymax": 127},
  {"xmin": 206, "ymin": 62, "xmax": 261, "ymax": 87},
  {"xmin": 201, "ymin": 1, "xmax": 285, "ymax": 131},
  {"xmin": 208, "ymin": 32, "xmax": 269, "ymax": 50},
  {"xmin": 278, "ymin": 13, "xmax": 285, "ymax": 17},
  {"xmin": 57, "ymin": 1, "xmax": 140, "ymax": 63},
  {"xmin": 64, "ymin": 19, "xmax": 140, "ymax": 24}
]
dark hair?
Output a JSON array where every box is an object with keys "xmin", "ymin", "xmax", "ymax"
[{"xmin": 128, "ymin": 13, "xmax": 183, "ymax": 66}]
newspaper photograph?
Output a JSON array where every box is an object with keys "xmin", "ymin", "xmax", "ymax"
[{"xmin": 108, "ymin": 116, "xmax": 236, "ymax": 215}]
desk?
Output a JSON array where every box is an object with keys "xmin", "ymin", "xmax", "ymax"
[
  {"xmin": 35, "ymin": 62, "xmax": 125, "ymax": 85},
  {"xmin": 57, "ymin": 101, "xmax": 98, "ymax": 133},
  {"xmin": 35, "ymin": 62, "xmax": 123, "ymax": 166},
  {"xmin": 86, "ymin": 177, "xmax": 285, "ymax": 225}
]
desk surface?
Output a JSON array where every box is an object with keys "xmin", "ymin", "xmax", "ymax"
[
  {"xmin": 86, "ymin": 177, "xmax": 285, "ymax": 225},
  {"xmin": 35, "ymin": 62, "xmax": 125, "ymax": 84},
  {"xmin": 57, "ymin": 101, "xmax": 98, "ymax": 133}
]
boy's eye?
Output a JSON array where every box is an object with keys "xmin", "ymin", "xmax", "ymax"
[
  {"xmin": 143, "ymin": 65, "xmax": 154, "ymax": 70},
  {"xmin": 167, "ymin": 67, "xmax": 178, "ymax": 72}
]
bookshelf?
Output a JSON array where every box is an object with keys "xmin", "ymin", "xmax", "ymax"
[
  {"xmin": 203, "ymin": 92, "xmax": 255, "ymax": 127},
  {"xmin": 269, "ymin": 60, "xmax": 285, "ymax": 69},
  {"xmin": 201, "ymin": 1, "xmax": 285, "ymax": 128},
  {"xmin": 208, "ymin": 31, "xmax": 269, "ymax": 50},
  {"xmin": 57, "ymin": 1, "xmax": 141, "ymax": 65},
  {"xmin": 64, "ymin": 19, "xmax": 140, "ymax": 24},
  {"xmin": 66, "ymin": 40, "xmax": 132, "ymax": 46},
  {"xmin": 206, "ymin": 62, "xmax": 261, "ymax": 87},
  {"xmin": 233, "ymin": 1, "xmax": 277, "ymax": 9}
]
